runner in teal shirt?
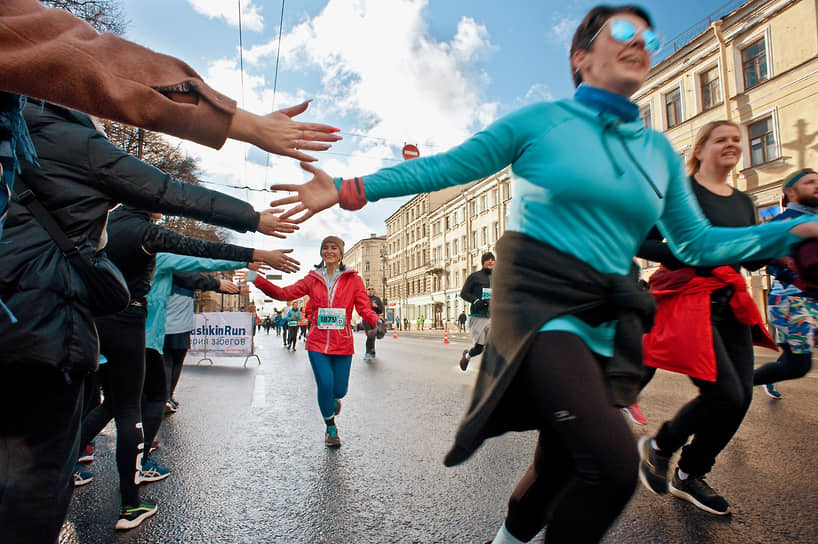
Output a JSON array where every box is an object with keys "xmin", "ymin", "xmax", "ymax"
[{"xmin": 270, "ymin": 6, "xmax": 818, "ymax": 543}]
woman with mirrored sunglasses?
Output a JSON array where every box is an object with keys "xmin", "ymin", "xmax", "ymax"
[{"xmin": 266, "ymin": 5, "xmax": 818, "ymax": 544}]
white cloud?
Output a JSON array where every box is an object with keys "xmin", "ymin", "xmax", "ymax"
[
  {"xmin": 523, "ymin": 83, "xmax": 554, "ymax": 104},
  {"xmin": 187, "ymin": 0, "xmax": 264, "ymax": 32},
  {"xmin": 247, "ymin": 0, "xmax": 499, "ymax": 149},
  {"xmin": 551, "ymin": 16, "xmax": 580, "ymax": 50},
  {"xmin": 169, "ymin": 0, "xmax": 502, "ymax": 285}
]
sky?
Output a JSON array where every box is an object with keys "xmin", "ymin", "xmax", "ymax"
[{"xmin": 117, "ymin": 0, "xmax": 738, "ymax": 295}]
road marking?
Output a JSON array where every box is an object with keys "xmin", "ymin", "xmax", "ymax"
[{"xmin": 251, "ymin": 374, "xmax": 266, "ymax": 408}]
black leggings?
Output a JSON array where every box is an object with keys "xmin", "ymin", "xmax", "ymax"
[
  {"xmin": 81, "ymin": 307, "xmax": 146, "ymax": 507},
  {"xmin": 654, "ymin": 310, "xmax": 753, "ymax": 477},
  {"xmin": 753, "ymin": 344, "xmax": 812, "ymax": 385},
  {"xmin": 164, "ymin": 348, "xmax": 188, "ymax": 400},
  {"xmin": 503, "ymin": 332, "xmax": 638, "ymax": 544},
  {"xmin": 141, "ymin": 349, "xmax": 168, "ymax": 460},
  {"xmin": 287, "ymin": 325, "xmax": 299, "ymax": 349}
]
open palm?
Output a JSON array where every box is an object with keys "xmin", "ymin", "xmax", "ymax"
[{"xmin": 270, "ymin": 162, "xmax": 340, "ymax": 223}]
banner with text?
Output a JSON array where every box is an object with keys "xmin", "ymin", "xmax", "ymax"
[{"xmin": 190, "ymin": 312, "xmax": 254, "ymax": 356}]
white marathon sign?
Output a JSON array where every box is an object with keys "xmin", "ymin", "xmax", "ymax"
[{"xmin": 190, "ymin": 312, "xmax": 254, "ymax": 356}]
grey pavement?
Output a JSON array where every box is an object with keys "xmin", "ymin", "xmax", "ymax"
[{"xmin": 61, "ymin": 331, "xmax": 818, "ymax": 543}]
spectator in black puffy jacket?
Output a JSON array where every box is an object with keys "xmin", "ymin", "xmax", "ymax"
[{"xmin": 0, "ymin": 101, "xmax": 298, "ymax": 542}]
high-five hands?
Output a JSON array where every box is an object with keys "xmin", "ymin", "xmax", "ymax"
[
  {"xmin": 228, "ymin": 101, "xmax": 342, "ymax": 163},
  {"xmin": 251, "ymin": 249, "xmax": 300, "ymax": 274},
  {"xmin": 247, "ymin": 262, "xmax": 272, "ymax": 273},
  {"xmin": 218, "ymin": 280, "xmax": 240, "ymax": 294},
  {"xmin": 257, "ymin": 209, "xmax": 299, "ymax": 239},
  {"xmin": 270, "ymin": 162, "xmax": 340, "ymax": 223}
]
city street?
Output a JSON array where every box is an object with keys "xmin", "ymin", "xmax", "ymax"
[{"xmin": 62, "ymin": 330, "xmax": 818, "ymax": 544}]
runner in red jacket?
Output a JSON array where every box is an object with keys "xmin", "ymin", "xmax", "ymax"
[{"xmin": 242, "ymin": 236, "xmax": 380, "ymax": 447}]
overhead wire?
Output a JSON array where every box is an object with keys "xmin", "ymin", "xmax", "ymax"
[{"xmin": 263, "ymin": 0, "xmax": 287, "ymax": 187}]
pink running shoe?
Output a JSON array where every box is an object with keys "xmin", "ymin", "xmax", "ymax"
[{"xmin": 623, "ymin": 403, "xmax": 648, "ymax": 425}]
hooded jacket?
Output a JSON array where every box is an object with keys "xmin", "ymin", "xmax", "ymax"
[
  {"xmin": 0, "ymin": 102, "xmax": 259, "ymax": 374},
  {"xmin": 250, "ymin": 269, "xmax": 379, "ymax": 355}
]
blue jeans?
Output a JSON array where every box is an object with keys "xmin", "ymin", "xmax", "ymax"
[{"xmin": 307, "ymin": 351, "xmax": 352, "ymax": 419}]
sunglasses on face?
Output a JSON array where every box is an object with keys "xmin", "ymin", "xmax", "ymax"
[{"xmin": 591, "ymin": 18, "xmax": 662, "ymax": 54}]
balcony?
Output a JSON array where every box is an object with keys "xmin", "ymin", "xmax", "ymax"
[{"xmin": 427, "ymin": 260, "xmax": 445, "ymax": 274}]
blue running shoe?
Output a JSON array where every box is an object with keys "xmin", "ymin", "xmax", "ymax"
[
  {"xmin": 137, "ymin": 458, "xmax": 170, "ymax": 484},
  {"xmin": 763, "ymin": 383, "xmax": 782, "ymax": 399},
  {"xmin": 325, "ymin": 425, "xmax": 341, "ymax": 447},
  {"xmin": 73, "ymin": 464, "xmax": 93, "ymax": 487}
]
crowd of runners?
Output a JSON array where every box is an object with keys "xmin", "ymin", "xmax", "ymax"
[{"xmin": 1, "ymin": 2, "xmax": 816, "ymax": 543}]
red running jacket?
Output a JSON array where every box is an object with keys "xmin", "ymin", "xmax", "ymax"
[
  {"xmin": 642, "ymin": 265, "xmax": 777, "ymax": 382},
  {"xmin": 251, "ymin": 269, "xmax": 379, "ymax": 355}
]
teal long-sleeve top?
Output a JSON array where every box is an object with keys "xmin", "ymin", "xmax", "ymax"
[{"xmin": 335, "ymin": 93, "xmax": 810, "ymax": 355}]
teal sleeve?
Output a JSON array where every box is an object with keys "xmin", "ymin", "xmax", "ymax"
[
  {"xmin": 657, "ymin": 150, "xmax": 810, "ymax": 265},
  {"xmin": 155, "ymin": 253, "xmax": 248, "ymax": 274},
  {"xmin": 358, "ymin": 106, "xmax": 536, "ymax": 202}
]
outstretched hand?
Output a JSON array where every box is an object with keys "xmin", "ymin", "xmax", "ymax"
[
  {"xmin": 270, "ymin": 162, "xmax": 340, "ymax": 223},
  {"xmin": 219, "ymin": 280, "xmax": 240, "ymax": 294},
  {"xmin": 253, "ymin": 249, "xmax": 300, "ymax": 274},
  {"xmin": 228, "ymin": 101, "xmax": 342, "ymax": 162},
  {"xmin": 247, "ymin": 262, "xmax": 272, "ymax": 273},
  {"xmin": 257, "ymin": 208, "xmax": 299, "ymax": 238}
]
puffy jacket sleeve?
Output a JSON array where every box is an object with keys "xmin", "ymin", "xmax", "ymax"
[
  {"xmin": 252, "ymin": 274, "xmax": 310, "ymax": 301},
  {"xmin": 173, "ymin": 272, "xmax": 221, "ymax": 292},
  {"xmin": 85, "ymin": 132, "xmax": 260, "ymax": 232},
  {"xmin": 351, "ymin": 274, "xmax": 379, "ymax": 327},
  {"xmin": 142, "ymin": 224, "xmax": 254, "ymax": 262},
  {"xmin": 0, "ymin": 0, "xmax": 236, "ymax": 149}
]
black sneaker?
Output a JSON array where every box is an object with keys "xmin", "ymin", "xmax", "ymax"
[
  {"xmin": 115, "ymin": 499, "xmax": 158, "ymax": 530},
  {"xmin": 638, "ymin": 436, "xmax": 670, "ymax": 494},
  {"xmin": 669, "ymin": 469, "xmax": 730, "ymax": 515},
  {"xmin": 459, "ymin": 350, "xmax": 470, "ymax": 371}
]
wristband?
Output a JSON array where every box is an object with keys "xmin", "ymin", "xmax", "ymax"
[
  {"xmin": 246, "ymin": 270, "xmax": 258, "ymax": 282},
  {"xmin": 338, "ymin": 177, "xmax": 368, "ymax": 210}
]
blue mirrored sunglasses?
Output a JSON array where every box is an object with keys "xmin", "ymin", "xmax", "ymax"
[{"xmin": 592, "ymin": 19, "xmax": 662, "ymax": 54}]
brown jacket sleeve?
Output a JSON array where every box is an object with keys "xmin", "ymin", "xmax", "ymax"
[{"xmin": 0, "ymin": 0, "xmax": 237, "ymax": 149}]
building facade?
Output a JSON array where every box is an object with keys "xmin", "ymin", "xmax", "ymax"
[
  {"xmin": 384, "ymin": 169, "xmax": 512, "ymax": 329},
  {"xmin": 380, "ymin": 0, "xmax": 818, "ymax": 326},
  {"xmin": 632, "ymin": 0, "xmax": 818, "ymax": 309},
  {"xmin": 345, "ymin": 233, "xmax": 388, "ymax": 317}
]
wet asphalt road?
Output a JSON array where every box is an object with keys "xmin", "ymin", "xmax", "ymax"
[{"xmin": 61, "ymin": 331, "xmax": 818, "ymax": 544}]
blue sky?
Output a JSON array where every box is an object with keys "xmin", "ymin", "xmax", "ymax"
[{"xmin": 118, "ymin": 0, "xmax": 733, "ymax": 286}]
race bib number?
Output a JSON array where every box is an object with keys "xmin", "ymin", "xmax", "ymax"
[
  {"xmin": 317, "ymin": 308, "xmax": 346, "ymax": 329},
  {"xmin": 288, "ymin": 320, "xmax": 299, "ymax": 327},
  {"xmin": 482, "ymin": 288, "xmax": 492, "ymax": 300}
]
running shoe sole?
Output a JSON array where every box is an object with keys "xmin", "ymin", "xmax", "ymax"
[
  {"xmin": 669, "ymin": 479, "xmax": 731, "ymax": 516},
  {"xmin": 638, "ymin": 436, "xmax": 669, "ymax": 495},
  {"xmin": 763, "ymin": 384, "xmax": 782, "ymax": 399},
  {"xmin": 116, "ymin": 504, "xmax": 158, "ymax": 530},
  {"xmin": 623, "ymin": 406, "xmax": 648, "ymax": 425}
]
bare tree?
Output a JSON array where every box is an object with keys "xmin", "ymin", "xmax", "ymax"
[{"xmin": 42, "ymin": 0, "xmax": 128, "ymax": 35}]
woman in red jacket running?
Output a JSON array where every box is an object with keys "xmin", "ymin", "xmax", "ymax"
[{"xmin": 242, "ymin": 235, "xmax": 380, "ymax": 447}]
